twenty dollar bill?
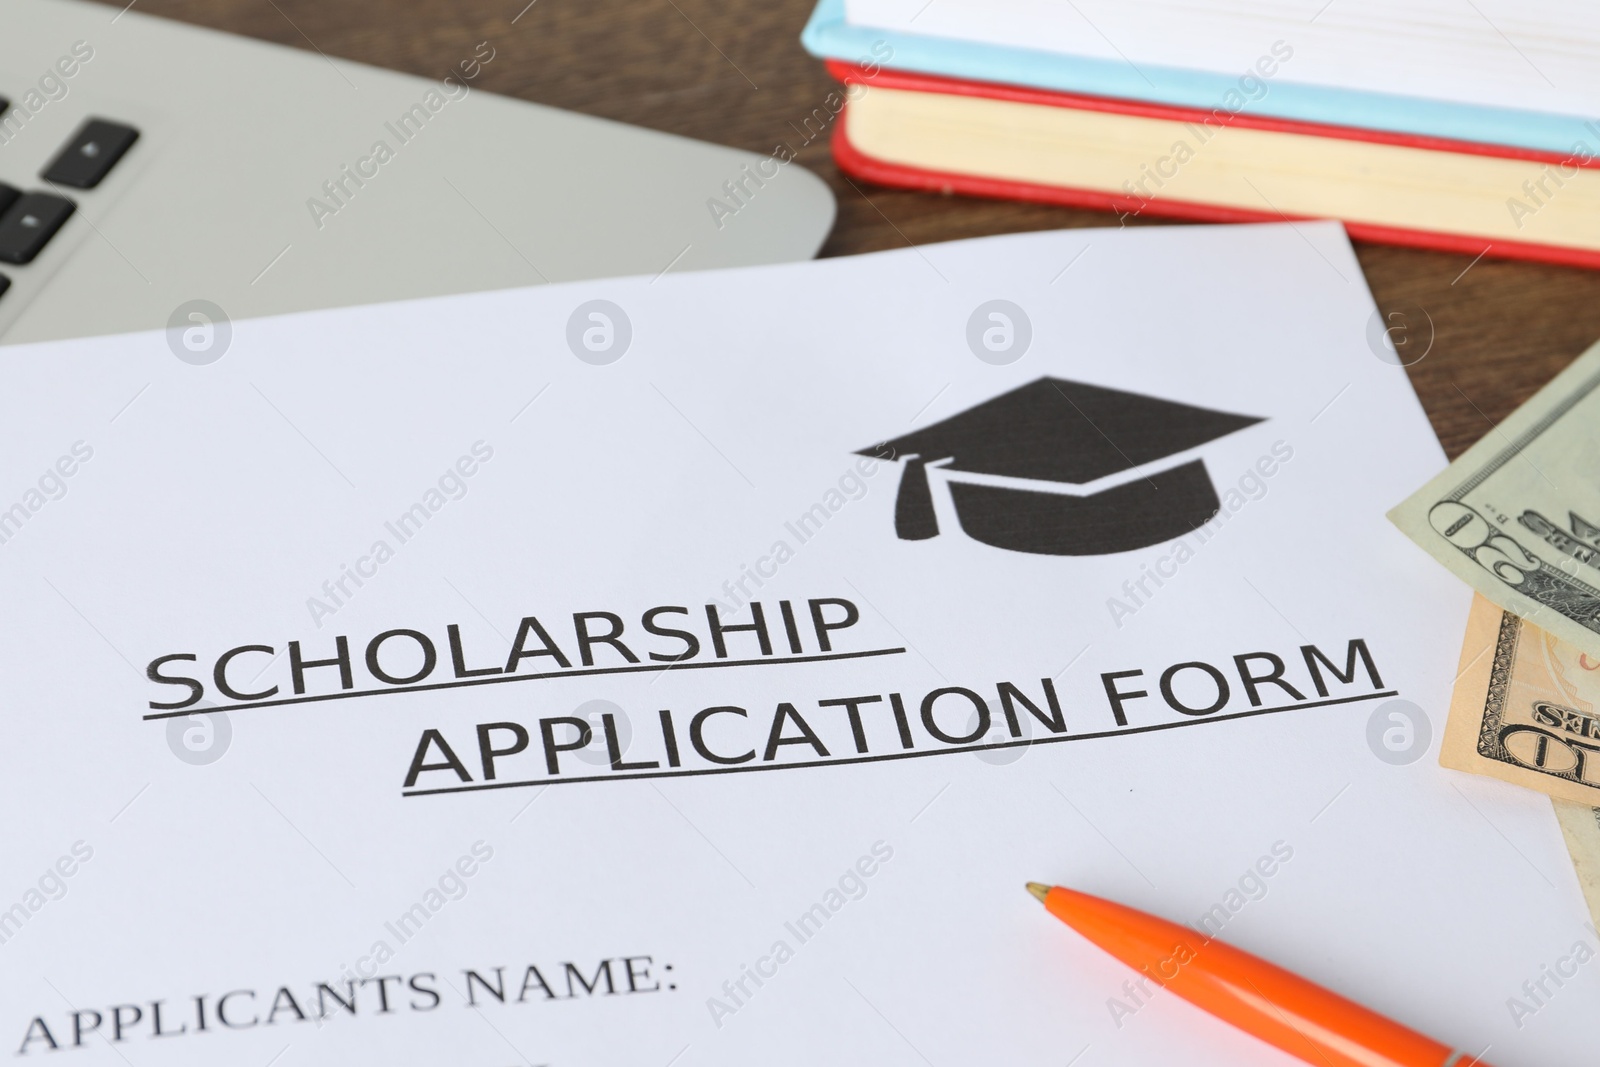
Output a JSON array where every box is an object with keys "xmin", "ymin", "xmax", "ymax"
[{"xmin": 1390, "ymin": 340, "xmax": 1600, "ymax": 658}]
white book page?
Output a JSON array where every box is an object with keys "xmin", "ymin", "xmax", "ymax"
[
  {"xmin": 845, "ymin": 0, "xmax": 1600, "ymax": 118},
  {"xmin": 0, "ymin": 223, "xmax": 1591, "ymax": 1064}
]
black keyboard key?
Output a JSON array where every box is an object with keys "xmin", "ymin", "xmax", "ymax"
[
  {"xmin": 0, "ymin": 98, "xmax": 9, "ymax": 119},
  {"xmin": 0, "ymin": 194, "xmax": 75, "ymax": 264},
  {"xmin": 0, "ymin": 184, "xmax": 18, "ymax": 217},
  {"xmin": 0, "ymin": 274, "xmax": 9, "ymax": 301},
  {"xmin": 41, "ymin": 120, "xmax": 139, "ymax": 189}
]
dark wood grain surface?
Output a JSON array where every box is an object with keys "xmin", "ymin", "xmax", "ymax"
[{"xmin": 129, "ymin": 0, "xmax": 1600, "ymax": 460}]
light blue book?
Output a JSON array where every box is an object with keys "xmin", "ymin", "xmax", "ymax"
[{"xmin": 801, "ymin": 0, "xmax": 1597, "ymax": 157}]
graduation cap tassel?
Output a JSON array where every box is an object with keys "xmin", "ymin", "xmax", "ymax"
[{"xmin": 894, "ymin": 456, "xmax": 940, "ymax": 541}]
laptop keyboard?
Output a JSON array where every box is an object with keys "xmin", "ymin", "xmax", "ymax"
[
  {"xmin": 43, "ymin": 119, "xmax": 139, "ymax": 189},
  {"xmin": 0, "ymin": 100, "xmax": 139, "ymax": 298},
  {"xmin": 0, "ymin": 191, "xmax": 76, "ymax": 264}
]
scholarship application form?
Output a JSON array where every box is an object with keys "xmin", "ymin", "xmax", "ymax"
[{"xmin": 0, "ymin": 222, "xmax": 1590, "ymax": 1065}]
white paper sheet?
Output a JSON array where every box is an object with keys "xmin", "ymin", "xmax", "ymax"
[{"xmin": 0, "ymin": 223, "xmax": 1590, "ymax": 1065}]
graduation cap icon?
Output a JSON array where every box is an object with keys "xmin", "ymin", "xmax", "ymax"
[{"xmin": 860, "ymin": 378, "xmax": 1262, "ymax": 556}]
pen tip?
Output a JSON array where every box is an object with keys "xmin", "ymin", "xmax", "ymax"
[{"xmin": 1025, "ymin": 882, "xmax": 1050, "ymax": 903}]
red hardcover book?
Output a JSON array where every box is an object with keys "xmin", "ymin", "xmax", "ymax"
[{"xmin": 825, "ymin": 59, "xmax": 1600, "ymax": 270}]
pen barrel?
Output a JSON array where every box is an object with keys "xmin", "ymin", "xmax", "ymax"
[{"xmin": 1044, "ymin": 887, "xmax": 1490, "ymax": 1067}]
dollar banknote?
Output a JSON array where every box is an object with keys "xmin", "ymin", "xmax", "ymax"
[
  {"xmin": 1445, "ymin": 594, "xmax": 1600, "ymax": 921},
  {"xmin": 1390, "ymin": 340, "xmax": 1600, "ymax": 658},
  {"xmin": 1444, "ymin": 593, "xmax": 1600, "ymax": 805},
  {"xmin": 1553, "ymin": 799, "xmax": 1600, "ymax": 928}
]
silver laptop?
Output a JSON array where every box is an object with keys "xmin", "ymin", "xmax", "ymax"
[{"xmin": 0, "ymin": 0, "xmax": 836, "ymax": 345}]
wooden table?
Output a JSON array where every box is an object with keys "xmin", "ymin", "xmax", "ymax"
[{"xmin": 138, "ymin": 0, "xmax": 1600, "ymax": 460}]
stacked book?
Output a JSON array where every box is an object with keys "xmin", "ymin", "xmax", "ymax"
[{"xmin": 802, "ymin": 0, "xmax": 1600, "ymax": 266}]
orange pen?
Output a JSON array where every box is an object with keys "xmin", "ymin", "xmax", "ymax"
[{"xmin": 1027, "ymin": 883, "xmax": 1492, "ymax": 1067}]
